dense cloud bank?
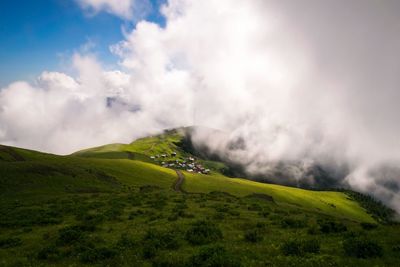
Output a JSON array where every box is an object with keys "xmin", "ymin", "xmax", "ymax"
[{"xmin": 1, "ymin": 0, "xmax": 400, "ymax": 211}]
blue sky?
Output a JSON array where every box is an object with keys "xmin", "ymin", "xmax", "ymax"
[{"xmin": 0, "ymin": 0, "xmax": 165, "ymax": 88}]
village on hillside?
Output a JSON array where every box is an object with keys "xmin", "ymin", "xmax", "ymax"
[{"xmin": 150, "ymin": 152, "xmax": 210, "ymax": 174}]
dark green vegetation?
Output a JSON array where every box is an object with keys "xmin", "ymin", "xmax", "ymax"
[
  {"xmin": 343, "ymin": 190, "xmax": 396, "ymax": 224},
  {"xmin": 1, "ymin": 130, "xmax": 400, "ymax": 266}
]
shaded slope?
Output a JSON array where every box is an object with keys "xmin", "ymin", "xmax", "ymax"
[{"xmin": 0, "ymin": 146, "xmax": 177, "ymax": 202}]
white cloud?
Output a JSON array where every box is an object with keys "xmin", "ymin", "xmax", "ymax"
[
  {"xmin": 76, "ymin": 0, "xmax": 150, "ymax": 20},
  {"xmin": 2, "ymin": 0, "xmax": 400, "ymax": 211}
]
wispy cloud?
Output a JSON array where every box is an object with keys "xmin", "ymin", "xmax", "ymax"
[{"xmin": 75, "ymin": 0, "xmax": 151, "ymax": 21}]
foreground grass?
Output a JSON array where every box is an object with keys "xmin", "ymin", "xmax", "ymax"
[
  {"xmin": 1, "ymin": 186, "xmax": 400, "ymax": 267},
  {"xmin": 1, "ymin": 144, "xmax": 399, "ymax": 266}
]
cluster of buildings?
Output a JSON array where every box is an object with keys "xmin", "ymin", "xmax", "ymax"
[{"xmin": 150, "ymin": 152, "xmax": 210, "ymax": 174}]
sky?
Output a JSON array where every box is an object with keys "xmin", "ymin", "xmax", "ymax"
[
  {"xmin": 0, "ymin": 0, "xmax": 165, "ymax": 87},
  {"xmin": 1, "ymin": 0, "xmax": 400, "ymax": 212}
]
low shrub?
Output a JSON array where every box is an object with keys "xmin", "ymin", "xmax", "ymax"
[
  {"xmin": 185, "ymin": 220, "xmax": 223, "ymax": 245},
  {"xmin": 37, "ymin": 244, "xmax": 62, "ymax": 261},
  {"xmin": 244, "ymin": 229, "xmax": 263, "ymax": 243},
  {"xmin": 302, "ymin": 239, "xmax": 321, "ymax": 254},
  {"xmin": 167, "ymin": 213, "xmax": 179, "ymax": 221},
  {"xmin": 360, "ymin": 222, "xmax": 378, "ymax": 230},
  {"xmin": 103, "ymin": 208, "xmax": 122, "ymax": 221},
  {"xmin": 188, "ymin": 245, "xmax": 242, "ymax": 267},
  {"xmin": 142, "ymin": 243, "xmax": 157, "ymax": 259},
  {"xmin": 247, "ymin": 203, "xmax": 263, "ymax": 211},
  {"xmin": 214, "ymin": 204, "xmax": 230, "ymax": 213},
  {"xmin": 212, "ymin": 212, "xmax": 225, "ymax": 220},
  {"xmin": 228, "ymin": 210, "xmax": 240, "ymax": 217},
  {"xmin": 281, "ymin": 240, "xmax": 302, "ymax": 256},
  {"xmin": 318, "ymin": 220, "xmax": 347, "ymax": 234},
  {"xmin": 281, "ymin": 239, "xmax": 320, "ymax": 256},
  {"xmin": 392, "ymin": 244, "xmax": 400, "ymax": 253},
  {"xmin": 116, "ymin": 234, "xmax": 136, "ymax": 249},
  {"xmin": 152, "ymin": 254, "xmax": 186, "ymax": 267},
  {"xmin": 129, "ymin": 209, "xmax": 145, "ymax": 219},
  {"xmin": 307, "ymin": 225, "xmax": 319, "ymax": 235},
  {"xmin": 343, "ymin": 237, "xmax": 383, "ymax": 258},
  {"xmin": 143, "ymin": 229, "xmax": 181, "ymax": 250},
  {"xmin": 281, "ymin": 218, "xmax": 307, "ymax": 229},
  {"xmin": 0, "ymin": 237, "xmax": 22, "ymax": 248},
  {"xmin": 149, "ymin": 198, "xmax": 167, "ymax": 210},
  {"xmin": 258, "ymin": 211, "xmax": 270, "ymax": 218},
  {"xmin": 255, "ymin": 221, "xmax": 267, "ymax": 229},
  {"xmin": 1, "ymin": 208, "xmax": 62, "ymax": 227},
  {"xmin": 79, "ymin": 213, "xmax": 104, "ymax": 225},
  {"xmin": 57, "ymin": 226, "xmax": 84, "ymax": 245},
  {"xmin": 79, "ymin": 246, "xmax": 117, "ymax": 263}
]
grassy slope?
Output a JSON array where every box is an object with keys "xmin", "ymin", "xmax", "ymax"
[
  {"xmin": 183, "ymin": 172, "xmax": 373, "ymax": 222},
  {"xmin": 0, "ymin": 142, "xmax": 376, "ymax": 222},
  {"xmin": 73, "ymin": 131, "xmax": 186, "ymax": 160},
  {"xmin": 0, "ymin": 145, "xmax": 177, "ymax": 203},
  {"xmin": 73, "ymin": 132, "xmax": 374, "ymax": 223},
  {"xmin": 2, "ymin": 145, "xmax": 400, "ymax": 266}
]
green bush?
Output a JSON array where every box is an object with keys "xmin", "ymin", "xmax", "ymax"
[
  {"xmin": 129, "ymin": 209, "xmax": 145, "ymax": 219},
  {"xmin": 281, "ymin": 240, "xmax": 302, "ymax": 256},
  {"xmin": 57, "ymin": 226, "xmax": 84, "ymax": 245},
  {"xmin": 343, "ymin": 237, "xmax": 383, "ymax": 258},
  {"xmin": 228, "ymin": 210, "xmax": 240, "ymax": 217},
  {"xmin": 318, "ymin": 220, "xmax": 347, "ymax": 233},
  {"xmin": 142, "ymin": 243, "xmax": 157, "ymax": 259},
  {"xmin": 0, "ymin": 237, "xmax": 22, "ymax": 248},
  {"xmin": 392, "ymin": 245, "xmax": 400, "ymax": 253},
  {"xmin": 79, "ymin": 213, "xmax": 104, "ymax": 225},
  {"xmin": 212, "ymin": 212, "xmax": 225, "ymax": 220},
  {"xmin": 307, "ymin": 225, "xmax": 319, "ymax": 235},
  {"xmin": 281, "ymin": 218, "xmax": 306, "ymax": 229},
  {"xmin": 167, "ymin": 213, "xmax": 179, "ymax": 221},
  {"xmin": 103, "ymin": 208, "xmax": 122, "ymax": 221},
  {"xmin": 281, "ymin": 239, "xmax": 320, "ymax": 256},
  {"xmin": 143, "ymin": 229, "xmax": 181, "ymax": 250},
  {"xmin": 302, "ymin": 239, "xmax": 321, "ymax": 254},
  {"xmin": 214, "ymin": 204, "xmax": 230, "ymax": 213},
  {"xmin": 185, "ymin": 220, "xmax": 223, "ymax": 245},
  {"xmin": 79, "ymin": 246, "xmax": 117, "ymax": 263},
  {"xmin": 188, "ymin": 245, "xmax": 242, "ymax": 267},
  {"xmin": 247, "ymin": 203, "xmax": 263, "ymax": 211},
  {"xmin": 244, "ymin": 229, "xmax": 263, "ymax": 243},
  {"xmin": 116, "ymin": 234, "xmax": 136, "ymax": 249},
  {"xmin": 345, "ymin": 191, "xmax": 395, "ymax": 223},
  {"xmin": 37, "ymin": 244, "xmax": 62, "ymax": 261},
  {"xmin": 152, "ymin": 254, "xmax": 186, "ymax": 267},
  {"xmin": 258, "ymin": 211, "xmax": 270, "ymax": 218},
  {"xmin": 1, "ymin": 208, "xmax": 62, "ymax": 227},
  {"xmin": 360, "ymin": 222, "xmax": 378, "ymax": 230}
]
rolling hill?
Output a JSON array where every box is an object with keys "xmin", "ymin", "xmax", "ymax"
[{"xmin": 0, "ymin": 131, "xmax": 399, "ymax": 266}]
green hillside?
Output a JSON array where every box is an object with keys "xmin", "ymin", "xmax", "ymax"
[
  {"xmin": 1, "ymin": 141, "xmax": 399, "ymax": 267},
  {"xmin": 0, "ymin": 145, "xmax": 177, "ymax": 201},
  {"xmin": 72, "ymin": 129, "xmax": 375, "ymax": 222},
  {"xmin": 73, "ymin": 130, "xmax": 186, "ymax": 161},
  {"xmin": 183, "ymin": 172, "xmax": 373, "ymax": 222}
]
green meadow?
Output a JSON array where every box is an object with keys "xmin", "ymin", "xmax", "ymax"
[{"xmin": 1, "ymin": 131, "xmax": 399, "ymax": 266}]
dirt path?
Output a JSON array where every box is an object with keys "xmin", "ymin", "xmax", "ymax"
[{"xmin": 173, "ymin": 170, "xmax": 185, "ymax": 192}]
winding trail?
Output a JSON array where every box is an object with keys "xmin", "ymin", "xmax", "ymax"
[{"xmin": 173, "ymin": 170, "xmax": 185, "ymax": 192}]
